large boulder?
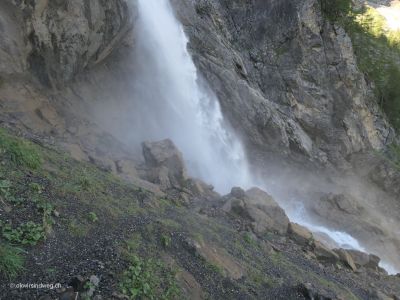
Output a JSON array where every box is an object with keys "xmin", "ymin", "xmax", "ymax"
[
  {"xmin": 347, "ymin": 250, "xmax": 370, "ymax": 267},
  {"xmin": 288, "ymin": 223, "xmax": 314, "ymax": 246},
  {"xmin": 334, "ymin": 249, "xmax": 357, "ymax": 271},
  {"xmin": 314, "ymin": 242, "xmax": 340, "ymax": 263},
  {"xmin": 346, "ymin": 250, "xmax": 381, "ymax": 269},
  {"xmin": 223, "ymin": 187, "xmax": 289, "ymax": 235},
  {"xmin": 142, "ymin": 139, "xmax": 188, "ymax": 190}
]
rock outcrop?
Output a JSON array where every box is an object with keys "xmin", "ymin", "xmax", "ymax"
[
  {"xmin": 288, "ymin": 223, "xmax": 314, "ymax": 246},
  {"xmin": 172, "ymin": 0, "xmax": 394, "ymax": 168},
  {"xmin": 347, "ymin": 250, "xmax": 381, "ymax": 270},
  {"xmin": 223, "ymin": 187, "xmax": 289, "ymax": 235},
  {"xmin": 142, "ymin": 139, "xmax": 188, "ymax": 190},
  {"xmin": 1, "ymin": 0, "xmax": 131, "ymax": 88}
]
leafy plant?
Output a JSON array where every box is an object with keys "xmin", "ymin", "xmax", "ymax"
[
  {"xmin": 0, "ymin": 180, "xmax": 24, "ymax": 205},
  {"xmin": 0, "ymin": 221, "xmax": 45, "ymax": 246},
  {"xmin": 29, "ymin": 182, "xmax": 43, "ymax": 194},
  {"xmin": 88, "ymin": 212, "xmax": 98, "ymax": 223},
  {"xmin": 0, "ymin": 179, "xmax": 11, "ymax": 195},
  {"xmin": 0, "ymin": 243, "xmax": 25, "ymax": 279},
  {"xmin": 119, "ymin": 255, "xmax": 180, "ymax": 300}
]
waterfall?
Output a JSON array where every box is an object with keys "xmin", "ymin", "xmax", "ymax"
[
  {"xmin": 131, "ymin": 0, "xmax": 398, "ymax": 275},
  {"xmin": 131, "ymin": 0, "xmax": 251, "ymax": 193}
]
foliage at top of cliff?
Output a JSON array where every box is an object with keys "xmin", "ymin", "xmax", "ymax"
[{"xmin": 321, "ymin": 0, "xmax": 400, "ymax": 130}]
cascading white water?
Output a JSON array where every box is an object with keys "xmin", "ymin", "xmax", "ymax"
[
  {"xmin": 281, "ymin": 199, "xmax": 399, "ymax": 274},
  {"xmin": 132, "ymin": 0, "xmax": 398, "ymax": 275},
  {"xmin": 133, "ymin": 0, "xmax": 251, "ymax": 193}
]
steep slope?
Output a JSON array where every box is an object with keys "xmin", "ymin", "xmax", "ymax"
[{"xmin": 0, "ymin": 129, "xmax": 399, "ymax": 299}]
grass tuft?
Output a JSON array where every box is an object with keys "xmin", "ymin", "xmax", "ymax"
[
  {"xmin": 0, "ymin": 243, "xmax": 25, "ymax": 279},
  {"xmin": 0, "ymin": 129, "xmax": 42, "ymax": 169}
]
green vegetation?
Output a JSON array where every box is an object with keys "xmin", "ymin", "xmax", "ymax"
[
  {"xmin": 158, "ymin": 219, "xmax": 181, "ymax": 231},
  {"xmin": 320, "ymin": 0, "xmax": 400, "ymax": 130},
  {"xmin": 0, "ymin": 175, "xmax": 54, "ymax": 244},
  {"xmin": 88, "ymin": 212, "xmax": 99, "ymax": 223},
  {"xmin": 206, "ymin": 261, "xmax": 224, "ymax": 276},
  {"xmin": 29, "ymin": 182, "xmax": 43, "ymax": 194},
  {"xmin": 0, "ymin": 221, "xmax": 45, "ymax": 246},
  {"xmin": 320, "ymin": 0, "xmax": 352, "ymax": 22},
  {"xmin": 248, "ymin": 269, "xmax": 282, "ymax": 288},
  {"xmin": 0, "ymin": 129, "xmax": 42, "ymax": 169},
  {"xmin": 161, "ymin": 233, "xmax": 172, "ymax": 248},
  {"xmin": 0, "ymin": 244, "xmax": 25, "ymax": 279},
  {"xmin": 119, "ymin": 255, "xmax": 180, "ymax": 300},
  {"xmin": 0, "ymin": 127, "xmax": 386, "ymax": 297},
  {"xmin": 124, "ymin": 233, "xmax": 143, "ymax": 254},
  {"xmin": 243, "ymin": 232, "xmax": 258, "ymax": 248},
  {"xmin": 0, "ymin": 179, "xmax": 17, "ymax": 203},
  {"xmin": 68, "ymin": 219, "xmax": 89, "ymax": 237}
]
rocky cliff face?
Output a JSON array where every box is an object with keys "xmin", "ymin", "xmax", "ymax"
[
  {"xmin": 0, "ymin": 0, "xmax": 395, "ymax": 168},
  {"xmin": 1, "ymin": 0, "xmax": 131, "ymax": 88},
  {"xmin": 173, "ymin": 0, "xmax": 395, "ymax": 169}
]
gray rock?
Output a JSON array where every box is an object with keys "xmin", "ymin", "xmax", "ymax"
[
  {"xmin": 297, "ymin": 282, "xmax": 336, "ymax": 300},
  {"xmin": 314, "ymin": 242, "xmax": 340, "ymax": 263},
  {"xmin": 347, "ymin": 250, "xmax": 372, "ymax": 267},
  {"xmin": 171, "ymin": 0, "xmax": 393, "ymax": 168},
  {"xmin": 4, "ymin": 0, "xmax": 132, "ymax": 88},
  {"xmin": 224, "ymin": 187, "xmax": 289, "ymax": 235},
  {"xmin": 366, "ymin": 254, "xmax": 381, "ymax": 270},
  {"xmin": 142, "ymin": 139, "xmax": 188, "ymax": 190},
  {"xmin": 334, "ymin": 249, "xmax": 357, "ymax": 271},
  {"xmin": 288, "ymin": 223, "xmax": 314, "ymax": 246}
]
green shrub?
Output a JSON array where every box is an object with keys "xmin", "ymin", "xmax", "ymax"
[
  {"xmin": 0, "ymin": 244, "xmax": 25, "ymax": 279},
  {"xmin": 0, "ymin": 130, "xmax": 42, "ymax": 169},
  {"xmin": 320, "ymin": 0, "xmax": 352, "ymax": 21},
  {"xmin": 381, "ymin": 67, "xmax": 400, "ymax": 129},
  {"xmin": 0, "ymin": 179, "xmax": 24, "ymax": 205},
  {"xmin": 243, "ymin": 232, "xmax": 258, "ymax": 248},
  {"xmin": 120, "ymin": 255, "xmax": 180, "ymax": 300},
  {"xmin": 320, "ymin": 1, "xmax": 400, "ymax": 130}
]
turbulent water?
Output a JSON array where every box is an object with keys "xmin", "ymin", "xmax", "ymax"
[
  {"xmin": 133, "ymin": 0, "xmax": 251, "ymax": 193},
  {"xmin": 133, "ymin": 0, "xmax": 397, "ymax": 274}
]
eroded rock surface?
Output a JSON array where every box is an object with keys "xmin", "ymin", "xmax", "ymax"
[
  {"xmin": 142, "ymin": 139, "xmax": 188, "ymax": 190},
  {"xmin": 223, "ymin": 187, "xmax": 289, "ymax": 235}
]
